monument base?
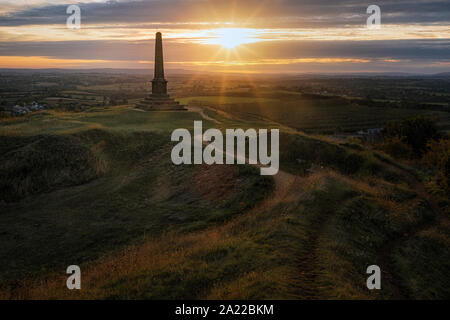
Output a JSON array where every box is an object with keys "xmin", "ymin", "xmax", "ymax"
[{"xmin": 137, "ymin": 94, "xmax": 186, "ymax": 111}]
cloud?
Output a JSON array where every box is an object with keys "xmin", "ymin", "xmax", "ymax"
[
  {"xmin": 1, "ymin": 38, "xmax": 448, "ymax": 61},
  {"xmin": 0, "ymin": 0, "xmax": 449, "ymax": 27},
  {"xmin": 0, "ymin": 1, "xmax": 448, "ymax": 72}
]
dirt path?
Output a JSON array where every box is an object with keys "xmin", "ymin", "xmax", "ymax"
[
  {"xmin": 195, "ymin": 106, "xmax": 295, "ymax": 197},
  {"xmin": 186, "ymin": 106, "xmax": 221, "ymax": 123},
  {"xmin": 293, "ymin": 212, "xmax": 327, "ymax": 299},
  {"xmin": 378, "ymin": 161, "xmax": 446, "ymax": 299}
]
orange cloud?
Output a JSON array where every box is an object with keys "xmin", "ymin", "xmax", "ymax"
[
  {"xmin": 0, "ymin": 56, "xmax": 132, "ymax": 68},
  {"xmin": 158, "ymin": 58, "xmax": 372, "ymax": 66}
]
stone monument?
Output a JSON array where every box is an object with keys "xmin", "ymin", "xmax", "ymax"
[{"xmin": 137, "ymin": 32, "xmax": 186, "ymax": 110}]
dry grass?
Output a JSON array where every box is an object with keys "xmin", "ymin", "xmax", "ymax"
[
  {"xmin": 0, "ymin": 158, "xmax": 445, "ymax": 299},
  {"xmin": 1, "ymin": 115, "xmax": 447, "ymax": 299},
  {"xmin": 0, "ymin": 169, "xmax": 321, "ymax": 300}
]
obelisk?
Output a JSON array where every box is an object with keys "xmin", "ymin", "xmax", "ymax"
[
  {"xmin": 137, "ymin": 32, "xmax": 185, "ymax": 110},
  {"xmin": 152, "ymin": 32, "xmax": 167, "ymax": 96}
]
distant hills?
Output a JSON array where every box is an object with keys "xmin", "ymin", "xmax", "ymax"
[
  {"xmin": 1, "ymin": 68, "xmax": 450, "ymax": 78},
  {"xmin": 291, "ymin": 72, "xmax": 450, "ymax": 78},
  {"xmin": 434, "ymin": 72, "xmax": 450, "ymax": 77}
]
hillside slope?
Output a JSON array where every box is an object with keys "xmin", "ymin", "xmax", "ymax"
[{"xmin": 0, "ymin": 107, "xmax": 448, "ymax": 299}]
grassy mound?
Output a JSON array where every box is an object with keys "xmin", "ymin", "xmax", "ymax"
[
  {"xmin": 279, "ymin": 133, "xmax": 402, "ymax": 182},
  {"xmin": 0, "ymin": 129, "xmax": 273, "ymax": 284},
  {"xmin": 0, "ymin": 135, "xmax": 106, "ymax": 202}
]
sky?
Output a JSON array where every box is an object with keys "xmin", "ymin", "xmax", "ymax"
[{"xmin": 0, "ymin": 0, "xmax": 449, "ymax": 73}]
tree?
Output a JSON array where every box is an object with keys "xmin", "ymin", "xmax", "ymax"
[{"xmin": 383, "ymin": 116, "xmax": 440, "ymax": 157}]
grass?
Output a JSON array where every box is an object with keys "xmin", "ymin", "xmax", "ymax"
[
  {"xmin": 0, "ymin": 128, "xmax": 273, "ymax": 284},
  {"xmin": 0, "ymin": 134, "xmax": 107, "ymax": 202},
  {"xmin": 391, "ymin": 220, "xmax": 450, "ymax": 299},
  {"xmin": 1, "ymin": 168, "xmax": 437, "ymax": 299},
  {"xmin": 0, "ymin": 105, "xmax": 448, "ymax": 300},
  {"xmin": 0, "ymin": 107, "xmax": 214, "ymax": 136},
  {"xmin": 279, "ymin": 132, "xmax": 404, "ymax": 183},
  {"xmin": 178, "ymin": 96, "xmax": 277, "ymax": 106},
  {"xmin": 196, "ymin": 96, "xmax": 450, "ymax": 134}
]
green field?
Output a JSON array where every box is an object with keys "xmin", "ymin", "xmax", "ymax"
[
  {"xmin": 179, "ymin": 95, "xmax": 450, "ymax": 133},
  {"xmin": 178, "ymin": 95, "xmax": 278, "ymax": 105},
  {"xmin": 0, "ymin": 106, "xmax": 214, "ymax": 136}
]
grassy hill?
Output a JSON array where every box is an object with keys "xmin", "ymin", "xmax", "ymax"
[{"xmin": 0, "ymin": 106, "xmax": 448, "ymax": 299}]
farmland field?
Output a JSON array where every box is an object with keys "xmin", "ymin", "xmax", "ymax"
[
  {"xmin": 184, "ymin": 95, "xmax": 450, "ymax": 133},
  {"xmin": 178, "ymin": 95, "xmax": 278, "ymax": 105}
]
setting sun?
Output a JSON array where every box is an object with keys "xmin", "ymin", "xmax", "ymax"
[{"xmin": 205, "ymin": 28, "xmax": 261, "ymax": 49}]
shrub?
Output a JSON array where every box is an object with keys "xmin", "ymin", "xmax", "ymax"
[
  {"xmin": 422, "ymin": 139, "xmax": 450, "ymax": 192},
  {"xmin": 378, "ymin": 136, "xmax": 413, "ymax": 159},
  {"xmin": 0, "ymin": 111, "xmax": 11, "ymax": 119},
  {"xmin": 383, "ymin": 116, "xmax": 440, "ymax": 157}
]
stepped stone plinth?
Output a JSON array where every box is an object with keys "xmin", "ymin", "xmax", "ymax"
[{"xmin": 136, "ymin": 94, "xmax": 185, "ymax": 110}]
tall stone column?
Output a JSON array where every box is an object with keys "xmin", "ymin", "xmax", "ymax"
[
  {"xmin": 154, "ymin": 32, "xmax": 164, "ymax": 79},
  {"xmin": 152, "ymin": 32, "xmax": 168, "ymax": 96}
]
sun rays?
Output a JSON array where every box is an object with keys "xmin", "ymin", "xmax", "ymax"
[{"xmin": 200, "ymin": 28, "xmax": 262, "ymax": 49}]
